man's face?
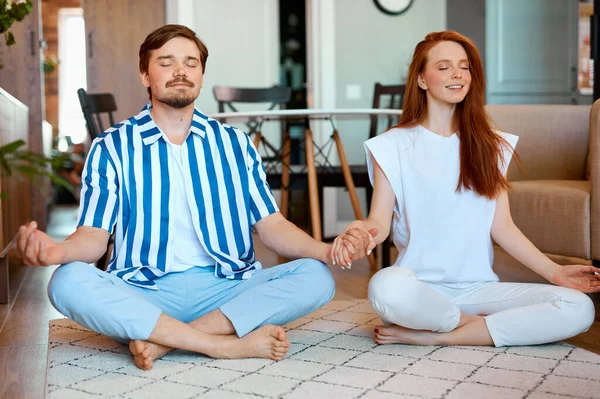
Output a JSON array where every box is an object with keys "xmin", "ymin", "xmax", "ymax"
[{"xmin": 141, "ymin": 37, "xmax": 203, "ymax": 109}]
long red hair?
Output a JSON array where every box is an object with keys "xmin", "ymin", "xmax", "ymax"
[{"xmin": 397, "ymin": 31, "xmax": 510, "ymax": 199}]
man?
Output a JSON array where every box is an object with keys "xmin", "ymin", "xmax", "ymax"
[{"xmin": 18, "ymin": 24, "xmax": 374, "ymax": 370}]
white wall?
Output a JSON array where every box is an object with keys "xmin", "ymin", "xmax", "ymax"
[{"xmin": 190, "ymin": 0, "xmax": 280, "ymax": 114}]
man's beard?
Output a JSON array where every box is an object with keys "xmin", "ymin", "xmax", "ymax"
[
  {"xmin": 155, "ymin": 90, "xmax": 196, "ymax": 109},
  {"xmin": 155, "ymin": 77, "xmax": 197, "ymax": 109}
]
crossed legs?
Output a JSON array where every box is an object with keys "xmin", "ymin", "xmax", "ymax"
[
  {"xmin": 48, "ymin": 259, "xmax": 335, "ymax": 369},
  {"xmin": 368, "ymin": 266, "xmax": 595, "ymax": 347}
]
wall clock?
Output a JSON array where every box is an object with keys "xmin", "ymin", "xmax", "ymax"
[{"xmin": 373, "ymin": 0, "xmax": 414, "ymax": 16}]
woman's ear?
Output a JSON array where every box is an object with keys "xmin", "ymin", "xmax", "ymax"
[{"xmin": 418, "ymin": 75, "xmax": 427, "ymax": 90}]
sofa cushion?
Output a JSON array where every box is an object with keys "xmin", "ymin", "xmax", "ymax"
[{"xmin": 508, "ymin": 180, "xmax": 591, "ymax": 259}]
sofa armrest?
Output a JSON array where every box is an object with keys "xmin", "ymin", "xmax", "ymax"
[{"xmin": 590, "ymin": 100, "xmax": 600, "ymax": 262}]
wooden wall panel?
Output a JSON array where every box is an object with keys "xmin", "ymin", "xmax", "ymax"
[
  {"xmin": 83, "ymin": 0, "xmax": 165, "ymax": 122},
  {"xmin": 0, "ymin": 0, "xmax": 46, "ymax": 231},
  {"xmin": 0, "ymin": 89, "xmax": 32, "ymax": 250}
]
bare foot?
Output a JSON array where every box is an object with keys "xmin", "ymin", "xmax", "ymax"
[
  {"xmin": 218, "ymin": 325, "xmax": 290, "ymax": 361},
  {"xmin": 374, "ymin": 325, "xmax": 439, "ymax": 346},
  {"xmin": 129, "ymin": 340, "xmax": 171, "ymax": 371}
]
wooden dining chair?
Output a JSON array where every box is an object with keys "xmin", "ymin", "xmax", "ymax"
[
  {"xmin": 213, "ymin": 86, "xmax": 291, "ymax": 140},
  {"xmin": 77, "ymin": 88, "xmax": 117, "ymax": 270},
  {"xmin": 77, "ymin": 88, "xmax": 118, "ymax": 141}
]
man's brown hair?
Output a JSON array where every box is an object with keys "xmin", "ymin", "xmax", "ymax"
[{"xmin": 139, "ymin": 24, "xmax": 209, "ymax": 99}]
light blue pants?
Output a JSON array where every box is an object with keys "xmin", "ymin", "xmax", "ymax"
[
  {"xmin": 47, "ymin": 258, "xmax": 335, "ymax": 342},
  {"xmin": 368, "ymin": 266, "xmax": 596, "ymax": 347}
]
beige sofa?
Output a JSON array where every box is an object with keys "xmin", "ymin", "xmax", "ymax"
[{"xmin": 486, "ymin": 103, "xmax": 599, "ymax": 283}]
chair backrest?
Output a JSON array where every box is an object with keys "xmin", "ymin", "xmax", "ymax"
[
  {"xmin": 486, "ymin": 104, "xmax": 590, "ymax": 181},
  {"xmin": 213, "ymin": 86, "xmax": 292, "ymax": 113},
  {"xmin": 369, "ymin": 83, "xmax": 406, "ymax": 139},
  {"xmin": 77, "ymin": 88, "xmax": 118, "ymax": 140},
  {"xmin": 213, "ymin": 86, "xmax": 292, "ymax": 138}
]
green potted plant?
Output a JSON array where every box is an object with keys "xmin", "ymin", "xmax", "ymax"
[
  {"xmin": 0, "ymin": 139, "xmax": 73, "ymax": 199},
  {"xmin": 43, "ymin": 55, "xmax": 59, "ymax": 75}
]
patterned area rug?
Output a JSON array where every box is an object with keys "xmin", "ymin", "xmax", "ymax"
[{"xmin": 47, "ymin": 299, "xmax": 600, "ymax": 398}]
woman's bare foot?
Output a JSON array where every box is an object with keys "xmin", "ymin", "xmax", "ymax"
[
  {"xmin": 129, "ymin": 340, "xmax": 171, "ymax": 371},
  {"xmin": 218, "ymin": 325, "xmax": 290, "ymax": 361},
  {"xmin": 374, "ymin": 325, "xmax": 440, "ymax": 346}
]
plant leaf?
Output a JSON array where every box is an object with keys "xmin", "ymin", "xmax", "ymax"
[
  {"xmin": 9, "ymin": 1, "xmax": 32, "ymax": 22},
  {"xmin": 13, "ymin": 164, "xmax": 74, "ymax": 194},
  {"xmin": 5, "ymin": 31, "xmax": 14, "ymax": 46},
  {"xmin": 0, "ymin": 139, "xmax": 25, "ymax": 156},
  {"xmin": 0, "ymin": 155, "xmax": 11, "ymax": 176}
]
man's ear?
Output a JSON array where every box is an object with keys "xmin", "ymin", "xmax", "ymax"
[{"xmin": 140, "ymin": 72, "xmax": 150, "ymax": 88}]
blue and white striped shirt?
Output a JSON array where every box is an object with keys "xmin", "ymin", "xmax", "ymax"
[{"xmin": 77, "ymin": 104, "xmax": 279, "ymax": 289}]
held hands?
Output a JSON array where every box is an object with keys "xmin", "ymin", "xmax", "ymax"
[
  {"xmin": 330, "ymin": 222, "xmax": 378, "ymax": 269},
  {"xmin": 551, "ymin": 264, "xmax": 600, "ymax": 293},
  {"xmin": 17, "ymin": 221, "xmax": 66, "ymax": 266}
]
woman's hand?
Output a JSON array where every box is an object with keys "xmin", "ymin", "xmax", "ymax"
[
  {"xmin": 330, "ymin": 222, "xmax": 378, "ymax": 269},
  {"xmin": 551, "ymin": 265, "xmax": 600, "ymax": 293}
]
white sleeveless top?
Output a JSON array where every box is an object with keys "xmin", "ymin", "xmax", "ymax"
[{"xmin": 364, "ymin": 125, "xmax": 518, "ymax": 286}]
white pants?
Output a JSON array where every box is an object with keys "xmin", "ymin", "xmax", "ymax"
[{"xmin": 368, "ymin": 266, "xmax": 596, "ymax": 347}]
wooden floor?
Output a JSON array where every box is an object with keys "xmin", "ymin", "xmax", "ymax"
[{"xmin": 0, "ymin": 205, "xmax": 599, "ymax": 398}]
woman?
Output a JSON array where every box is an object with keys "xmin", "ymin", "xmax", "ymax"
[{"xmin": 331, "ymin": 31, "xmax": 598, "ymax": 347}]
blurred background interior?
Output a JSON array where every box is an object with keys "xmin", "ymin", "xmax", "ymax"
[{"xmin": 1, "ymin": 1, "xmax": 600, "ymax": 396}]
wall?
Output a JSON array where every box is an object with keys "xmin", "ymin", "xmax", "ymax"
[{"xmin": 191, "ymin": 0, "xmax": 280, "ymax": 115}]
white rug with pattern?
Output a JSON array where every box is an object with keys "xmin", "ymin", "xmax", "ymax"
[{"xmin": 47, "ymin": 299, "xmax": 600, "ymax": 398}]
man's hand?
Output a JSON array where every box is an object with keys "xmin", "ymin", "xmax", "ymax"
[
  {"xmin": 17, "ymin": 221, "xmax": 66, "ymax": 266},
  {"xmin": 330, "ymin": 226, "xmax": 378, "ymax": 269},
  {"xmin": 551, "ymin": 265, "xmax": 600, "ymax": 293}
]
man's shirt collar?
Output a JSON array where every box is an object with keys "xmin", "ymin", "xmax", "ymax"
[{"xmin": 134, "ymin": 103, "xmax": 210, "ymax": 146}]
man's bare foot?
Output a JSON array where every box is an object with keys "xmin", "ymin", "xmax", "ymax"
[
  {"xmin": 129, "ymin": 340, "xmax": 171, "ymax": 371},
  {"xmin": 219, "ymin": 325, "xmax": 290, "ymax": 361},
  {"xmin": 374, "ymin": 325, "xmax": 439, "ymax": 346},
  {"xmin": 130, "ymin": 325, "xmax": 290, "ymax": 369}
]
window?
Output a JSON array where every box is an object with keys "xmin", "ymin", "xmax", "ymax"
[{"xmin": 58, "ymin": 8, "xmax": 87, "ymax": 145}]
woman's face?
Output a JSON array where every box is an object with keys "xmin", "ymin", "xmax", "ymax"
[{"xmin": 418, "ymin": 41, "xmax": 472, "ymax": 106}]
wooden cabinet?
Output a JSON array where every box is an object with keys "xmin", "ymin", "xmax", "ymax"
[
  {"xmin": 486, "ymin": 0, "xmax": 579, "ymax": 104},
  {"xmin": 0, "ymin": 0, "xmax": 46, "ymax": 229},
  {"xmin": 83, "ymin": 0, "xmax": 165, "ymax": 122}
]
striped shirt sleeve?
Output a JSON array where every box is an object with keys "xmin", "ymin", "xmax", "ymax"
[
  {"xmin": 77, "ymin": 139, "xmax": 119, "ymax": 233},
  {"xmin": 244, "ymin": 133, "xmax": 278, "ymax": 225}
]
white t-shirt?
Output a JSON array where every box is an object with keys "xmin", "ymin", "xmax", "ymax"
[
  {"xmin": 364, "ymin": 125, "xmax": 518, "ymax": 285},
  {"xmin": 167, "ymin": 141, "xmax": 216, "ymax": 271}
]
